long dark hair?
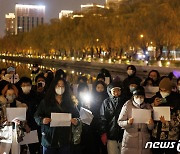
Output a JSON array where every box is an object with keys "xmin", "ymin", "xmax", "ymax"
[{"xmin": 44, "ymin": 77, "xmax": 73, "ymax": 108}]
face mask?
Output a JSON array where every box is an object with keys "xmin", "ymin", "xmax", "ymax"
[
  {"xmin": 160, "ymin": 92, "xmax": 170, "ymax": 98},
  {"xmin": 129, "ymin": 86, "xmax": 136, "ymax": 93},
  {"xmin": 55, "ymin": 87, "xmax": 65, "ymax": 95},
  {"xmin": 22, "ymin": 86, "xmax": 31, "ymax": 94},
  {"xmin": 6, "ymin": 95, "xmax": 16, "ymax": 103},
  {"xmin": 134, "ymin": 97, "xmax": 144, "ymax": 105},
  {"xmin": 37, "ymin": 81, "xmax": 45, "ymax": 88},
  {"xmin": 127, "ymin": 70, "xmax": 133, "ymax": 76}
]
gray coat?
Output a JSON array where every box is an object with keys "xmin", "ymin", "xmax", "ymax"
[{"xmin": 118, "ymin": 99, "xmax": 154, "ymax": 154}]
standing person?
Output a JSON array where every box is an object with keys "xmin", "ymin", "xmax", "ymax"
[
  {"xmin": 33, "ymin": 73, "xmax": 47, "ymax": 105},
  {"xmin": 76, "ymin": 82, "xmax": 93, "ymax": 154},
  {"xmin": 31, "ymin": 64, "xmax": 41, "ymax": 85},
  {"xmin": 0, "ymin": 84, "xmax": 27, "ymax": 154},
  {"xmin": 149, "ymin": 77, "xmax": 180, "ymax": 154},
  {"xmin": 34, "ymin": 77, "xmax": 79, "ymax": 154},
  {"xmin": 44, "ymin": 70, "xmax": 54, "ymax": 90},
  {"xmin": 17, "ymin": 77, "xmax": 40, "ymax": 154},
  {"xmin": 91, "ymin": 80, "xmax": 108, "ymax": 154},
  {"xmin": 122, "ymin": 65, "xmax": 141, "ymax": 99},
  {"xmin": 0, "ymin": 68, "xmax": 6, "ymax": 81},
  {"xmin": 3, "ymin": 66, "xmax": 19, "ymax": 84},
  {"xmin": 118, "ymin": 86, "xmax": 154, "ymax": 154},
  {"xmin": 100, "ymin": 68, "xmax": 112, "ymax": 85},
  {"xmin": 147, "ymin": 70, "xmax": 160, "ymax": 86},
  {"xmin": 100, "ymin": 80, "xmax": 125, "ymax": 154}
]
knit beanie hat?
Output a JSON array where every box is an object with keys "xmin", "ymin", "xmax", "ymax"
[{"xmin": 159, "ymin": 77, "xmax": 172, "ymax": 91}]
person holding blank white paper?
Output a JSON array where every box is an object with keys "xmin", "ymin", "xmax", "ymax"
[
  {"xmin": 118, "ymin": 86, "xmax": 154, "ymax": 154},
  {"xmin": 150, "ymin": 77, "xmax": 180, "ymax": 154},
  {"xmin": 34, "ymin": 77, "xmax": 79, "ymax": 154}
]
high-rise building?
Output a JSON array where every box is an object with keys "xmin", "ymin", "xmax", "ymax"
[
  {"xmin": 59, "ymin": 10, "xmax": 73, "ymax": 19},
  {"xmin": 81, "ymin": 4, "xmax": 105, "ymax": 12},
  {"xmin": 5, "ymin": 13, "xmax": 15, "ymax": 35},
  {"xmin": 15, "ymin": 4, "xmax": 45, "ymax": 34}
]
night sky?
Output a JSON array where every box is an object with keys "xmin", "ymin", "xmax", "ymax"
[{"xmin": 0, "ymin": 0, "xmax": 105, "ymax": 37}]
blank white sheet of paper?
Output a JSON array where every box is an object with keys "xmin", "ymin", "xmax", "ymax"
[
  {"xmin": 132, "ymin": 108, "xmax": 151, "ymax": 123},
  {"xmin": 6, "ymin": 107, "xmax": 26, "ymax": 121},
  {"xmin": 153, "ymin": 106, "xmax": 170, "ymax": 121},
  {"xmin": 80, "ymin": 107, "xmax": 94, "ymax": 125},
  {"xmin": 20, "ymin": 130, "xmax": 39, "ymax": 145},
  {"xmin": 50, "ymin": 113, "xmax": 72, "ymax": 127}
]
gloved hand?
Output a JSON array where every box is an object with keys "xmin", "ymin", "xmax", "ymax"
[{"xmin": 101, "ymin": 133, "xmax": 107, "ymax": 145}]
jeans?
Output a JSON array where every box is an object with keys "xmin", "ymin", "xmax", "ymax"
[
  {"xmin": 107, "ymin": 140, "xmax": 121, "ymax": 154},
  {"xmin": 43, "ymin": 145, "xmax": 70, "ymax": 154}
]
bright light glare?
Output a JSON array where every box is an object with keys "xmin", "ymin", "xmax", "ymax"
[{"xmin": 80, "ymin": 93, "xmax": 92, "ymax": 104}]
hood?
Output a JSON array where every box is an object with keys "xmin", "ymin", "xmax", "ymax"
[{"xmin": 107, "ymin": 81, "xmax": 122, "ymax": 98}]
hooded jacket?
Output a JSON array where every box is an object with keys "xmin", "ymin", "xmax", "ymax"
[{"xmin": 100, "ymin": 81, "xmax": 125, "ymax": 141}]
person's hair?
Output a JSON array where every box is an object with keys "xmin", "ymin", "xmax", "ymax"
[
  {"xmin": 45, "ymin": 77, "xmax": 73, "ymax": 108},
  {"xmin": 45, "ymin": 70, "xmax": 54, "ymax": 89},
  {"xmin": 148, "ymin": 70, "xmax": 160, "ymax": 80},
  {"xmin": 55, "ymin": 69, "xmax": 66, "ymax": 79},
  {"xmin": 127, "ymin": 65, "xmax": 136, "ymax": 72},
  {"xmin": 0, "ymin": 68, "xmax": 7, "ymax": 74},
  {"xmin": 92, "ymin": 80, "xmax": 107, "ymax": 93},
  {"xmin": 77, "ymin": 76, "xmax": 87, "ymax": 84},
  {"xmin": 143, "ymin": 77, "xmax": 155, "ymax": 86},
  {"xmin": 1, "ymin": 83, "xmax": 18, "ymax": 97},
  {"xmin": 18, "ymin": 77, "xmax": 32, "ymax": 86},
  {"xmin": 35, "ymin": 73, "xmax": 46, "ymax": 83},
  {"xmin": 77, "ymin": 82, "xmax": 89, "ymax": 93}
]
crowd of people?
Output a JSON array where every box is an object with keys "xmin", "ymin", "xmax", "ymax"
[{"xmin": 0, "ymin": 64, "xmax": 179, "ymax": 154}]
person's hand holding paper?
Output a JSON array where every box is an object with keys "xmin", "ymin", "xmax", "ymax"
[
  {"xmin": 6, "ymin": 107, "xmax": 26, "ymax": 122},
  {"xmin": 153, "ymin": 107, "xmax": 170, "ymax": 121}
]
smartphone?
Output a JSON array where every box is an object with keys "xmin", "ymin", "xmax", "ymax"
[{"xmin": 161, "ymin": 98, "xmax": 167, "ymax": 104}]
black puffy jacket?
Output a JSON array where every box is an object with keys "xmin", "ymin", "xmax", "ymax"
[{"xmin": 100, "ymin": 82, "xmax": 125, "ymax": 141}]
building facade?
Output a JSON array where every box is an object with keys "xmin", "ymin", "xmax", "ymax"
[
  {"xmin": 15, "ymin": 4, "xmax": 45, "ymax": 34},
  {"xmin": 59, "ymin": 10, "xmax": 73, "ymax": 19},
  {"xmin": 5, "ymin": 13, "xmax": 15, "ymax": 35}
]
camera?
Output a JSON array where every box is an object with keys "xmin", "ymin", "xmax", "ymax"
[{"xmin": 37, "ymin": 82, "xmax": 43, "ymax": 88}]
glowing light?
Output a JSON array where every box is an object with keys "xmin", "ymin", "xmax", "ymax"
[
  {"xmin": 16, "ymin": 4, "xmax": 45, "ymax": 10},
  {"xmin": 140, "ymin": 34, "xmax": 144, "ymax": 38}
]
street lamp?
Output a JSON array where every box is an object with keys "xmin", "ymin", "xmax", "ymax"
[{"xmin": 140, "ymin": 34, "xmax": 144, "ymax": 38}]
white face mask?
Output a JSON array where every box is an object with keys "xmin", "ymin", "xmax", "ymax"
[
  {"xmin": 134, "ymin": 97, "xmax": 144, "ymax": 105},
  {"xmin": 21, "ymin": 86, "xmax": 31, "ymax": 94},
  {"xmin": 160, "ymin": 92, "xmax": 170, "ymax": 98},
  {"xmin": 129, "ymin": 86, "xmax": 136, "ymax": 93},
  {"xmin": 55, "ymin": 87, "xmax": 65, "ymax": 95},
  {"xmin": 127, "ymin": 70, "xmax": 133, "ymax": 76}
]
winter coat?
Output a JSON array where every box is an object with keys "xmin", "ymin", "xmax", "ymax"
[
  {"xmin": 17, "ymin": 91, "xmax": 39, "ymax": 130},
  {"xmin": 34, "ymin": 99, "xmax": 79, "ymax": 148},
  {"xmin": 100, "ymin": 82, "xmax": 125, "ymax": 141},
  {"xmin": 150, "ymin": 91, "xmax": 180, "ymax": 141},
  {"xmin": 118, "ymin": 99, "xmax": 154, "ymax": 154}
]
